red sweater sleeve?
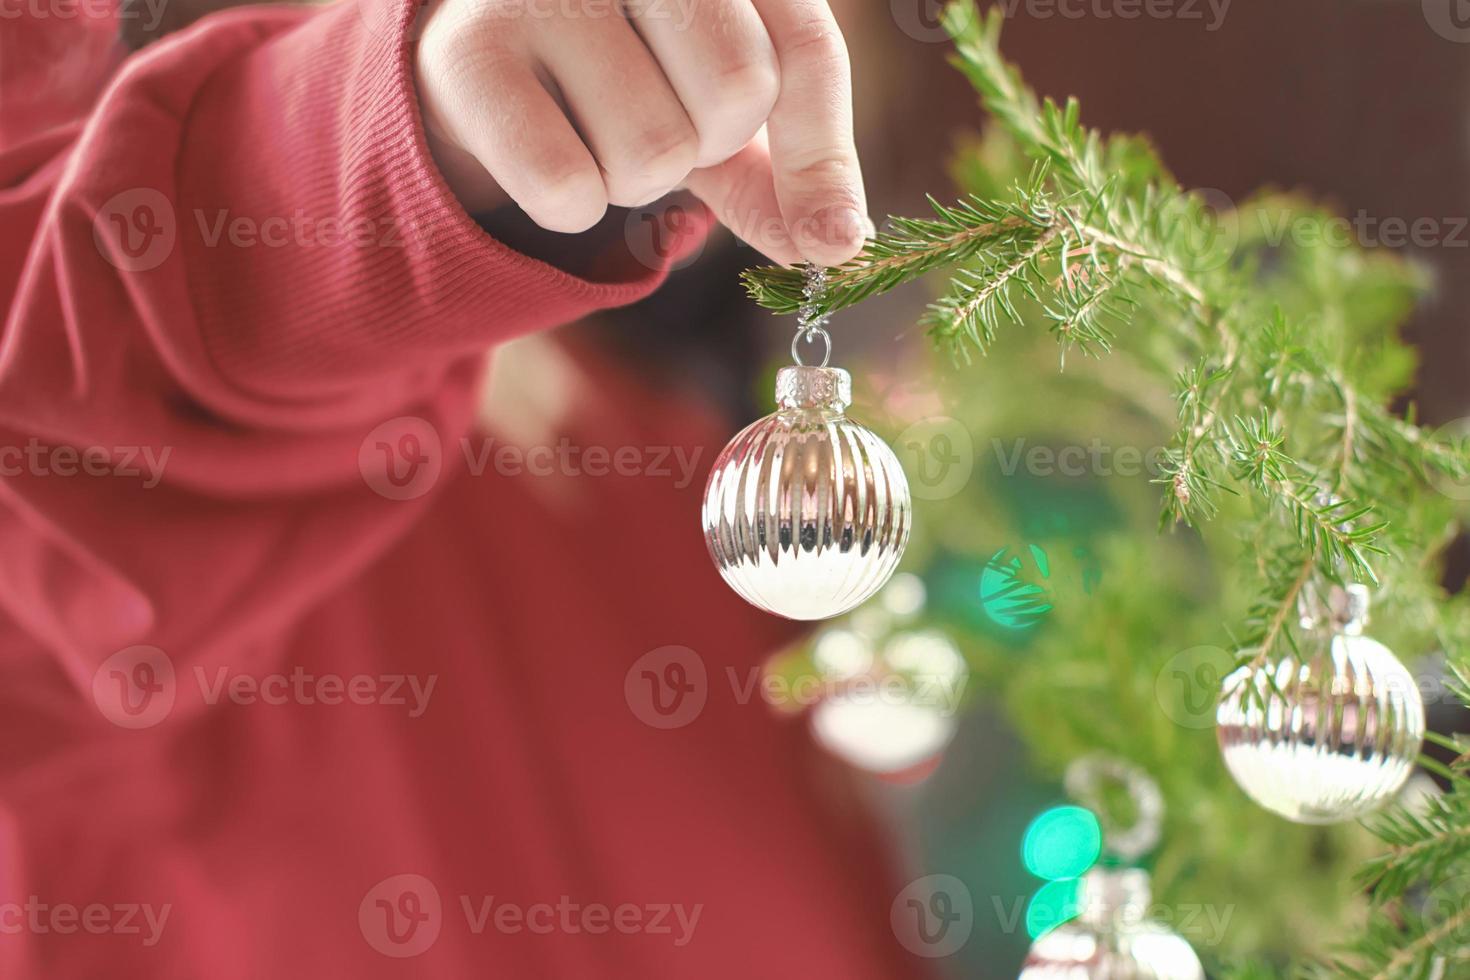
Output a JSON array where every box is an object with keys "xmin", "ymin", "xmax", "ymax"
[{"xmin": 0, "ymin": 0, "xmax": 705, "ymax": 692}]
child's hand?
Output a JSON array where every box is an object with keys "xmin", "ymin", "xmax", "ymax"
[{"xmin": 414, "ymin": 0, "xmax": 868, "ymax": 267}]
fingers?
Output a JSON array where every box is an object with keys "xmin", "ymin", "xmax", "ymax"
[
  {"xmin": 417, "ymin": 23, "xmax": 608, "ymax": 232},
  {"xmin": 684, "ymin": 131, "xmax": 802, "ymax": 267},
  {"xmin": 534, "ymin": 16, "xmax": 699, "ymax": 209},
  {"xmin": 416, "ymin": 0, "xmax": 869, "ymax": 265},
  {"xmin": 625, "ymin": 0, "xmax": 780, "ymax": 170},
  {"xmin": 748, "ymin": 0, "xmax": 868, "ymax": 266}
]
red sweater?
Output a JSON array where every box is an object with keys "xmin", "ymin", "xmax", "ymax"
[{"xmin": 0, "ymin": 0, "xmax": 921, "ymax": 976}]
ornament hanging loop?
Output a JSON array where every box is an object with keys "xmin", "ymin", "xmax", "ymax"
[
  {"xmin": 1298, "ymin": 580, "xmax": 1371, "ymax": 635},
  {"xmin": 1064, "ymin": 754, "xmax": 1164, "ymax": 863},
  {"xmin": 791, "ymin": 327, "xmax": 832, "ymax": 368},
  {"xmin": 793, "ymin": 263, "xmax": 833, "ymax": 368}
]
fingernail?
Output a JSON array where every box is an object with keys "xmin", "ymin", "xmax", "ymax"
[
  {"xmin": 805, "ymin": 207, "xmax": 870, "ymax": 255},
  {"xmin": 815, "ymin": 206, "xmax": 867, "ymax": 247}
]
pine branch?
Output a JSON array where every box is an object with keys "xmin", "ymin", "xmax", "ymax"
[
  {"xmin": 1359, "ymin": 791, "xmax": 1470, "ymax": 902},
  {"xmin": 1042, "ymin": 259, "xmax": 1130, "ymax": 364},
  {"xmin": 922, "ymin": 224, "xmax": 1057, "ymax": 355},
  {"xmin": 1361, "ymin": 905, "xmax": 1470, "ymax": 980},
  {"xmin": 1239, "ymin": 552, "xmax": 1317, "ymax": 667},
  {"xmin": 943, "ymin": 5, "xmax": 1113, "ymax": 198},
  {"xmin": 1077, "ymin": 222, "xmax": 1208, "ymax": 309},
  {"xmin": 742, "ymin": 191, "xmax": 1051, "ymax": 318}
]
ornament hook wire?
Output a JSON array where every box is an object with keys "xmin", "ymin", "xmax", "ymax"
[
  {"xmin": 792, "ymin": 263, "xmax": 832, "ymax": 368},
  {"xmin": 1296, "ymin": 491, "xmax": 1372, "ymax": 634}
]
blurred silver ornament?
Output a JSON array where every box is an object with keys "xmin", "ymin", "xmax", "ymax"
[
  {"xmin": 1216, "ymin": 583, "xmax": 1424, "ymax": 824},
  {"xmin": 1021, "ymin": 868, "xmax": 1204, "ymax": 980},
  {"xmin": 702, "ymin": 281, "xmax": 912, "ymax": 621},
  {"xmin": 808, "ymin": 611, "xmax": 966, "ymax": 778}
]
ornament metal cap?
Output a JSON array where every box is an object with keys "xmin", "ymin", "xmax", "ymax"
[
  {"xmin": 1077, "ymin": 868, "xmax": 1151, "ymax": 927},
  {"xmin": 1298, "ymin": 581, "xmax": 1371, "ymax": 635},
  {"xmin": 775, "ymin": 365, "xmax": 851, "ymax": 412}
]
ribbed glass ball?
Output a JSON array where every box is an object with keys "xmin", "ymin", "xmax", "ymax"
[
  {"xmin": 1216, "ymin": 632, "xmax": 1424, "ymax": 824},
  {"xmin": 702, "ymin": 366, "xmax": 911, "ymax": 621},
  {"xmin": 1021, "ymin": 870, "xmax": 1204, "ymax": 980},
  {"xmin": 1022, "ymin": 920, "xmax": 1206, "ymax": 979}
]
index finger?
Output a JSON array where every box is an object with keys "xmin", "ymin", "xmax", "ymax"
[{"xmin": 749, "ymin": 0, "xmax": 869, "ymax": 266}]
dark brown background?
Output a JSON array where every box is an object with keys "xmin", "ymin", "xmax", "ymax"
[{"xmin": 854, "ymin": 0, "xmax": 1468, "ymax": 421}]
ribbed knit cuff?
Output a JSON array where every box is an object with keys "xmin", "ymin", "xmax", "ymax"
[{"xmin": 179, "ymin": 0, "xmax": 708, "ymax": 405}]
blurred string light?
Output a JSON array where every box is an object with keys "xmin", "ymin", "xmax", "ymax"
[
  {"xmin": 1025, "ymin": 878, "xmax": 1083, "ymax": 940},
  {"xmin": 880, "ymin": 572, "xmax": 927, "ymax": 619},
  {"xmin": 975, "ymin": 540, "xmax": 1104, "ymax": 633},
  {"xmin": 811, "ymin": 628, "xmax": 873, "ymax": 679},
  {"xmin": 979, "ymin": 545, "xmax": 1054, "ymax": 631},
  {"xmin": 1021, "ymin": 805, "xmax": 1102, "ymax": 939},
  {"xmin": 1022, "ymin": 805, "xmax": 1102, "ymax": 880},
  {"xmin": 1021, "ymin": 757, "xmax": 1162, "ymax": 941}
]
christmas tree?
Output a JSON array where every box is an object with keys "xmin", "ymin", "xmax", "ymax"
[{"xmin": 743, "ymin": 3, "xmax": 1470, "ymax": 975}]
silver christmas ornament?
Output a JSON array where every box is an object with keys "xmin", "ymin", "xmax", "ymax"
[
  {"xmin": 806, "ymin": 579, "xmax": 966, "ymax": 776},
  {"xmin": 1216, "ymin": 583, "xmax": 1424, "ymax": 824},
  {"xmin": 702, "ymin": 266, "xmax": 911, "ymax": 620},
  {"xmin": 703, "ymin": 364, "xmax": 911, "ymax": 619},
  {"xmin": 1021, "ymin": 868, "xmax": 1204, "ymax": 980}
]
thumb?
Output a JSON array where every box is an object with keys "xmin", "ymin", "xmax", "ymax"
[{"xmin": 682, "ymin": 132, "xmax": 803, "ymax": 268}]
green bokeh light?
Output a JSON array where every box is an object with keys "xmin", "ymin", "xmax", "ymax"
[
  {"xmin": 1026, "ymin": 878, "xmax": 1083, "ymax": 939},
  {"xmin": 978, "ymin": 545, "xmax": 1054, "ymax": 631},
  {"xmin": 1021, "ymin": 805, "xmax": 1102, "ymax": 880}
]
